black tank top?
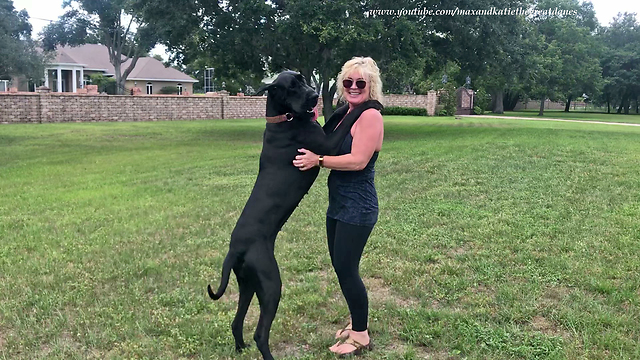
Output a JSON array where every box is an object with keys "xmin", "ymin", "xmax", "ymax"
[{"xmin": 326, "ymin": 126, "xmax": 379, "ymax": 226}]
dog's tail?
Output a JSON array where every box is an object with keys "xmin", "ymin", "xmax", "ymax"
[{"xmin": 207, "ymin": 251, "xmax": 237, "ymax": 300}]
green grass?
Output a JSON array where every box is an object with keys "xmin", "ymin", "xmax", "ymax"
[
  {"xmin": 1, "ymin": 116, "xmax": 640, "ymax": 359},
  {"xmin": 492, "ymin": 110, "xmax": 640, "ymax": 124}
]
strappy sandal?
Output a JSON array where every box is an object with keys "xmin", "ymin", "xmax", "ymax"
[
  {"xmin": 335, "ymin": 337, "xmax": 373, "ymax": 358},
  {"xmin": 335, "ymin": 322, "xmax": 352, "ymax": 340}
]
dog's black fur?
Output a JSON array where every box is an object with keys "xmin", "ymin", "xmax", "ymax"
[{"xmin": 207, "ymin": 70, "xmax": 382, "ymax": 360}]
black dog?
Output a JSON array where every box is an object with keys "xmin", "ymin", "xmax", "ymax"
[{"xmin": 207, "ymin": 70, "xmax": 382, "ymax": 360}]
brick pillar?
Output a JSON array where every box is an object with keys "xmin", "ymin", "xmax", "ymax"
[
  {"xmin": 219, "ymin": 90, "xmax": 229, "ymax": 119},
  {"xmin": 38, "ymin": 92, "xmax": 51, "ymax": 123},
  {"xmin": 426, "ymin": 91, "xmax": 437, "ymax": 116}
]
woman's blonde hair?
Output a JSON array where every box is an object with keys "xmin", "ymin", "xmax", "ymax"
[{"xmin": 336, "ymin": 56, "xmax": 383, "ymax": 103}]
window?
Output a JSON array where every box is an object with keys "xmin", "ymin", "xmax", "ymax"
[
  {"xmin": 146, "ymin": 82, "xmax": 153, "ymax": 95},
  {"xmin": 0, "ymin": 80, "xmax": 8, "ymax": 92},
  {"xmin": 177, "ymin": 83, "xmax": 183, "ymax": 95}
]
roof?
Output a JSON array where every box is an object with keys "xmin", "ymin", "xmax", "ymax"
[
  {"xmin": 51, "ymin": 44, "xmax": 198, "ymax": 83},
  {"xmin": 126, "ymin": 57, "xmax": 198, "ymax": 83}
]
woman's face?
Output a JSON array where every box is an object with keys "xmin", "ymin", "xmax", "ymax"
[{"xmin": 343, "ymin": 70, "xmax": 369, "ymax": 106}]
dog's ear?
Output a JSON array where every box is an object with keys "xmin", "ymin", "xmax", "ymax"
[{"xmin": 255, "ymin": 83, "xmax": 277, "ymax": 96}]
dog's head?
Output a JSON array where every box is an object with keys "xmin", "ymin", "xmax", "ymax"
[{"xmin": 255, "ymin": 71, "xmax": 319, "ymax": 118}]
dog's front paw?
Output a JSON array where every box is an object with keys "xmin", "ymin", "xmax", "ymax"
[{"xmin": 235, "ymin": 343, "xmax": 251, "ymax": 352}]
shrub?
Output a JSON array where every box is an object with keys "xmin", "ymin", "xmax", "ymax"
[
  {"xmin": 438, "ymin": 82, "xmax": 457, "ymax": 116},
  {"xmin": 474, "ymin": 106, "xmax": 485, "ymax": 115},
  {"xmin": 89, "ymin": 74, "xmax": 117, "ymax": 95},
  {"xmin": 438, "ymin": 109, "xmax": 448, "ymax": 116},
  {"xmin": 159, "ymin": 86, "xmax": 179, "ymax": 94},
  {"xmin": 381, "ymin": 106, "xmax": 428, "ymax": 116},
  {"xmin": 474, "ymin": 88, "xmax": 490, "ymax": 113}
]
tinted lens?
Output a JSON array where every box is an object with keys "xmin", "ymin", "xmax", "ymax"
[{"xmin": 343, "ymin": 79, "xmax": 367, "ymax": 89}]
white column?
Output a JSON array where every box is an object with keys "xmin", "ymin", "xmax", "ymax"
[
  {"xmin": 80, "ymin": 68, "xmax": 84, "ymax": 89},
  {"xmin": 44, "ymin": 69, "xmax": 49, "ymax": 88},
  {"xmin": 57, "ymin": 68, "xmax": 62, "ymax": 93},
  {"xmin": 72, "ymin": 68, "xmax": 77, "ymax": 93}
]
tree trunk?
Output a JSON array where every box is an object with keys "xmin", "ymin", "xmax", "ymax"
[
  {"xmin": 492, "ymin": 89, "xmax": 504, "ymax": 114},
  {"xmin": 636, "ymin": 96, "xmax": 639, "ymax": 114},
  {"xmin": 300, "ymin": 68, "xmax": 313, "ymax": 90},
  {"xmin": 310, "ymin": 72, "xmax": 319, "ymax": 94},
  {"xmin": 117, "ymin": 76, "xmax": 127, "ymax": 95},
  {"xmin": 624, "ymin": 97, "xmax": 630, "ymax": 114},
  {"xmin": 114, "ymin": 62, "xmax": 122, "ymax": 95},
  {"xmin": 321, "ymin": 76, "xmax": 333, "ymax": 120},
  {"xmin": 538, "ymin": 96, "xmax": 545, "ymax": 116},
  {"xmin": 564, "ymin": 97, "xmax": 571, "ymax": 112},
  {"xmin": 617, "ymin": 93, "xmax": 627, "ymax": 114},
  {"xmin": 607, "ymin": 99, "xmax": 610, "ymax": 114}
]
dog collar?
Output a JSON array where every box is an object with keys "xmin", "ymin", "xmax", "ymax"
[{"xmin": 266, "ymin": 113, "xmax": 293, "ymax": 123}]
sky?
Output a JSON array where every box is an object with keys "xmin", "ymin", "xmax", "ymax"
[{"xmin": 11, "ymin": 0, "xmax": 640, "ymax": 60}]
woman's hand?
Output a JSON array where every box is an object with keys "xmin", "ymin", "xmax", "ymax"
[{"xmin": 293, "ymin": 148, "xmax": 319, "ymax": 171}]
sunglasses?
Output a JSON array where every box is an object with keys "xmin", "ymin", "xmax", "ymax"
[{"xmin": 342, "ymin": 79, "xmax": 367, "ymax": 89}]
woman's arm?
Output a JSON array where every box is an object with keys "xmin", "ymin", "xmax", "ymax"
[{"xmin": 294, "ymin": 108, "xmax": 383, "ymax": 171}]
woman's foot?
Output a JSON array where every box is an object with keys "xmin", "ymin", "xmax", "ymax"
[
  {"xmin": 335, "ymin": 321, "xmax": 352, "ymax": 340},
  {"xmin": 330, "ymin": 330, "xmax": 371, "ymax": 356}
]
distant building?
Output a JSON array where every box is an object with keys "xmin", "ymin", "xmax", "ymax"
[{"xmin": 9, "ymin": 44, "xmax": 197, "ymax": 94}]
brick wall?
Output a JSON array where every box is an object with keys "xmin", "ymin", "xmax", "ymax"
[
  {"xmin": 0, "ymin": 93, "xmax": 223, "ymax": 123},
  {"xmin": 514, "ymin": 99, "xmax": 566, "ymax": 111},
  {"xmin": 0, "ymin": 91, "xmax": 439, "ymax": 124},
  {"xmin": 382, "ymin": 91, "xmax": 438, "ymax": 116},
  {"xmin": 223, "ymin": 95, "xmax": 266, "ymax": 119}
]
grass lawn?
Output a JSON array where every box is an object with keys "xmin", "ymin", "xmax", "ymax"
[
  {"xmin": 1, "ymin": 116, "xmax": 639, "ymax": 359},
  {"xmin": 490, "ymin": 109, "xmax": 640, "ymax": 124}
]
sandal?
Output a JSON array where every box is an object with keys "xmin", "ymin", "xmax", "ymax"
[
  {"xmin": 335, "ymin": 337, "xmax": 373, "ymax": 358},
  {"xmin": 335, "ymin": 322, "xmax": 352, "ymax": 340}
]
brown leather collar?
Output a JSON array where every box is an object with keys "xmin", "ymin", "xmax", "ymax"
[{"xmin": 265, "ymin": 113, "xmax": 293, "ymax": 123}]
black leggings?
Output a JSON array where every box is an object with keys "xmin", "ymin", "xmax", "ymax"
[{"xmin": 326, "ymin": 216, "xmax": 374, "ymax": 332}]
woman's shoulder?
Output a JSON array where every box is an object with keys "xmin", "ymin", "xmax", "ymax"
[
  {"xmin": 359, "ymin": 107, "xmax": 383, "ymax": 121},
  {"xmin": 355, "ymin": 108, "xmax": 383, "ymax": 128},
  {"xmin": 352, "ymin": 107, "xmax": 383, "ymax": 135}
]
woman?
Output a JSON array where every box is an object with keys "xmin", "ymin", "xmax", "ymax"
[{"xmin": 293, "ymin": 56, "xmax": 384, "ymax": 356}]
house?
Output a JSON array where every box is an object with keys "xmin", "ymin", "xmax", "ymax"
[{"xmin": 10, "ymin": 44, "xmax": 197, "ymax": 94}]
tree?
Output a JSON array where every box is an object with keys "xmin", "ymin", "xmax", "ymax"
[
  {"xmin": 172, "ymin": 0, "xmax": 429, "ymax": 118},
  {"xmin": 430, "ymin": 0, "xmax": 536, "ymax": 114},
  {"xmin": 525, "ymin": 38, "xmax": 564, "ymax": 116},
  {"xmin": 532, "ymin": 0, "xmax": 602, "ymax": 113},
  {"xmin": 174, "ymin": 0, "xmax": 276, "ymax": 95},
  {"xmin": 41, "ymin": 0, "xmax": 167, "ymax": 94},
  {"xmin": 0, "ymin": 0, "xmax": 46, "ymax": 83},
  {"xmin": 598, "ymin": 13, "xmax": 640, "ymax": 114},
  {"xmin": 266, "ymin": 0, "xmax": 389, "ymax": 118}
]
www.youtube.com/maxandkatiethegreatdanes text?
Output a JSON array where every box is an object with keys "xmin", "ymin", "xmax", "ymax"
[{"xmin": 367, "ymin": 7, "xmax": 578, "ymax": 17}]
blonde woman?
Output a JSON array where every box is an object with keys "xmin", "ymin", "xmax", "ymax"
[{"xmin": 293, "ymin": 56, "xmax": 384, "ymax": 356}]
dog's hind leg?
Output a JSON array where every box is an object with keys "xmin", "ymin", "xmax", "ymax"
[
  {"xmin": 232, "ymin": 271, "xmax": 255, "ymax": 352},
  {"xmin": 252, "ymin": 253, "xmax": 282, "ymax": 360}
]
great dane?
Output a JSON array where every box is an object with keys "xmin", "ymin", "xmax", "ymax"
[{"xmin": 207, "ymin": 70, "xmax": 382, "ymax": 360}]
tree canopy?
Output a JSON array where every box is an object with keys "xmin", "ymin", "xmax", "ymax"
[
  {"xmin": 25, "ymin": 0, "xmax": 639, "ymax": 115},
  {"xmin": 0, "ymin": 0, "xmax": 46, "ymax": 82},
  {"xmin": 597, "ymin": 12, "xmax": 640, "ymax": 114},
  {"xmin": 41, "ymin": 0, "xmax": 169, "ymax": 94}
]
